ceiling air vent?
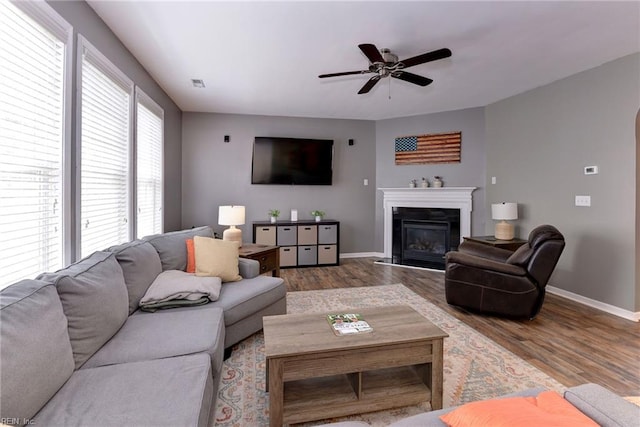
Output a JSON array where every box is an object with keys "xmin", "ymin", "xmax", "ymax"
[{"xmin": 191, "ymin": 79, "xmax": 205, "ymax": 88}]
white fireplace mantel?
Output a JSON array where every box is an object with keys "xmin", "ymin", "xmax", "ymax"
[{"xmin": 379, "ymin": 187, "xmax": 476, "ymax": 258}]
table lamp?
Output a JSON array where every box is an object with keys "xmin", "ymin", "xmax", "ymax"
[
  {"xmin": 491, "ymin": 202, "xmax": 518, "ymax": 240},
  {"xmin": 218, "ymin": 205, "xmax": 245, "ymax": 245}
]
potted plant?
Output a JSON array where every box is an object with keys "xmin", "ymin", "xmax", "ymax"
[
  {"xmin": 268, "ymin": 209, "xmax": 280, "ymax": 223},
  {"xmin": 433, "ymin": 176, "xmax": 443, "ymax": 188},
  {"xmin": 310, "ymin": 210, "xmax": 325, "ymax": 222}
]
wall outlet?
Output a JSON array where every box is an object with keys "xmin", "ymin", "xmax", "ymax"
[
  {"xmin": 575, "ymin": 195, "xmax": 591, "ymax": 207},
  {"xmin": 363, "ymin": 178, "xmax": 369, "ymax": 186},
  {"xmin": 491, "ymin": 176, "xmax": 496, "ymax": 185}
]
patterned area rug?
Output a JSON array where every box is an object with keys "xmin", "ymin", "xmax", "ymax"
[{"xmin": 214, "ymin": 284, "xmax": 565, "ymax": 426}]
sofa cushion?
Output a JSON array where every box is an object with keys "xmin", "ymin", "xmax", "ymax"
[
  {"xmin": 0, "ymin": 280, "xmax": 75, "ymax": 426},
  {"xmin": 38, "ymin": 251, "xmax": 129, "ymax": 369},
  {"xmin": 83, "ymin": 306, "xmax": 225, "ymax": 378},
  {"xmin": 194, "ymin": 236, "xmax": 242, "ymax": 282},
  {"xmin": 564, "ymin": 383, "xmax": 640, "ymax": 427},
  {"xmin": 34, "ymin": 354, "xmax": 213, "ymax": 427},
  {"xmin": 143, "ymin": 226, "xmax": 214, "ymax": 271},
  {"xmin": 215, "ymin": 275, "xmax": 286, "ymax": 326},
  {"xmin": 134, "ymin": 275, "xmax": 286, "ymax": 348},
  {"xmin": 108, "ymin": 240, "xmax": 163, "ymax": 314},
  {"xmin": 238, "ymin": 257, "xmax": 260, "ymax": 279}
]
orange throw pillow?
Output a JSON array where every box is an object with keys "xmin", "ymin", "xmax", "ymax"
[
  {"xmin": 186, "ymin": 238, "xmax": 195, "ymax": 273},
  {"xmin": 440, "ymin": 391, "xmax": 598, "ymax": 427}
]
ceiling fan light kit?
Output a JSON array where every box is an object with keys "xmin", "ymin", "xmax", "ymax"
[{"xmin": 319, "ymin": 43, "xmax": 451, "ymax": 95}]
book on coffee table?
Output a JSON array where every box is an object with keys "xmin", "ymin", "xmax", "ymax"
[{"xmin": 326, "ymin": 313, "xmax": 373, "ymax": 336}]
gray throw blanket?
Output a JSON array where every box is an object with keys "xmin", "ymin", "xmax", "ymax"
[{"xmin": 139, "ymin": 270, "xmax": 222, "ymax": 311}]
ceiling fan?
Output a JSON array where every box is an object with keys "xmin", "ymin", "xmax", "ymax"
[{"xmin": 319, "ymin": 43, "xmax": 452, "ymax": 94}]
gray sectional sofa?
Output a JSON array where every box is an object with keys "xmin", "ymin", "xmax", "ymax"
[
  {"xmin": 318, "ymin": 383, "xmax": 640, "ymax": 427},
  {"xmin": 0, "ymin": 226, "xmax": 286, "ymax": 427}
]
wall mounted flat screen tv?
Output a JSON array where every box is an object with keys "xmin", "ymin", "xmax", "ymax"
[{"xmin": 251, "ymin": 137, "xmax": 333, "ymax": 185}]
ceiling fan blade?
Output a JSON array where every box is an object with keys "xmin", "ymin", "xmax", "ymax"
[
  {"xmin": 318, "ymin": 70, "xmax": 369, "ymax": 78},
  {"xmin": 357, "ymin": 75, "xmax": 381, "ymax": 94},
  {"xmin": 392, "ymin": 71, "xmax": 433, "ymax": 87},
  {"xmin": 398, "ymin": 48, "xmax": 452, "ymax": 69},
  {"xmin": 358, "ymin": 43, "xmax": 385, "ymax": 64}
]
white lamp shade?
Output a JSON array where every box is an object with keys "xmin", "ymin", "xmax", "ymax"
[
  {"xmin": 218, "ymin": 205, "xmax": 245, "ymax": 226},
  {"xmin": 491, "ymin": 202, "xmax": 518, "ymax": 221}
]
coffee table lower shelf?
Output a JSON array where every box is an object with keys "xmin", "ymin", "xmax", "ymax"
[{"xmin": 282, "ymin": 366, "xmax": 431, "ymax": 425}]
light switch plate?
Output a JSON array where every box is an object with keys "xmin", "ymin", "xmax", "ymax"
[{"xmin": 575, "ymin": 195, "xmax": 591, "ymax": 207}]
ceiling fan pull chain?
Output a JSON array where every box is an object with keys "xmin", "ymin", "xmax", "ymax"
[{"xmin": 388, "ymin": 76, "xmax": 392, "ymax": 100}]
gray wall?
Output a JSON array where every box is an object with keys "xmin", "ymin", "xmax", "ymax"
[
  {"xmin": 47, "ymin": 1, "xmax": 183, "ymax": 233},
  {"xmin": 486, "ymin": 53, "xmax": 639, "ymax": 311},
  {"xmin": 181, "ymin": 113, "xmax": 376, "ymax": 253},
  {"xmin": 374, "ymin": 108, "xmax": 487, "ymax": 251},
  {"xmin": 636, "ymin": 109, "xmax": 640, "ymax": 311}
]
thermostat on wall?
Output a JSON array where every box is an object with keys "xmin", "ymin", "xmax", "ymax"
[{"xmin": 584, "ymin": 166, "xmax": 598, "ymax": 175}]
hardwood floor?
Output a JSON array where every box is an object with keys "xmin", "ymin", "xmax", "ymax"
[{"xmin": 280, "ymin": 257, "xmax": 640, "ymax": 396}]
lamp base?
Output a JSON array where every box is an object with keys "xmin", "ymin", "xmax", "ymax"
[
  {"xmin": 222, "ymin": 226, "xmax": 242, "ymax": 246},
  {"xmin": 495, "ymin": 221, "xmax": 514, "ymax": 240}
]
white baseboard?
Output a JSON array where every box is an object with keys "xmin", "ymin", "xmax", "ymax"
[
  {"xmin": 340, "ymin": 252, "xmax": 385, "ymax": 259},
  {"xmin": 547, "ymin": 285, "xmax": 640, "ymax": 322}
]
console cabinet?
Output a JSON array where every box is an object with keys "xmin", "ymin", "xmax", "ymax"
[{"xmin": 253, "ymin": 220, "xmax": 340, "ymax": 268}]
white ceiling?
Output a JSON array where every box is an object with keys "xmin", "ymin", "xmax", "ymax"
[{"xmin": 87, "ymin": 1, "xmax": 640, "ymax": 121}]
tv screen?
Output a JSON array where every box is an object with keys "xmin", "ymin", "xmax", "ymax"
[{"xmin": 251, "ymin": 137, "xmax": 333, "ymax": 185}]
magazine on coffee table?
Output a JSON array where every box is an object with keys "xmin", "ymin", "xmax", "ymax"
[{"xmin": 326, "ymin": 313, "xmax": 373, "ymax": 336}]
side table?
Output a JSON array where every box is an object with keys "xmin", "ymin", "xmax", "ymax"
[
  {"xmin": 239, "ymin": 243, "xmax": 280, "ymax": 277},
  {"xmin": 463, "ymin": 236, "xmax": 527, "ymax": 252}
]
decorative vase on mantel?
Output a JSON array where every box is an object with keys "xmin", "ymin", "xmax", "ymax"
[
  {"xmin": 420, "ymin": 177, "xmax": 429, "ymax": 188},
  {"xmin": 433, "ymin": 176, "xmax": 443, "ymax": 188}
]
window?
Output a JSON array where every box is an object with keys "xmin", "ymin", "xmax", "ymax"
[
  {"xmin": 78, "ymin": 36, "xmax": 133, "ymax": 257},
  {"xmin": 0, "ymin": 1, "xmax": 71, "ymax": 289},
  {"xmin": 0, "ymin": 6, "xmax": 164, "ymax": 284},
  {"xmin": 135, "ymin": 89, "xmax": 163, "ymax": 238}
]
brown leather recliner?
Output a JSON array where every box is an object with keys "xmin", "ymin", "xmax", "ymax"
[{"xmin": 444, "ymin": 225, "xmax": 565, "ymax": 319}]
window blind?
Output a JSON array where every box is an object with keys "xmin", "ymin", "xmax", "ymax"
[
  {"xmin": 135, "ymin": 91, "xmax": 163, "ymax": 239},
  {"xmin": 0, "ymin": 2, "xmax": 68, "ymax": 289},
  {"xmin": 79, "ymin": 39, "xmax": 132, "ymax": 257}
]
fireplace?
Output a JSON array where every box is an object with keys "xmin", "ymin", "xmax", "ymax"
[
  {"xmin": 393, "ymin": 207, "xmax": 460, "ymax": 269},
  {"xmin": 379, "ymin": 187, "xmax": 476, "ymax": 271}
]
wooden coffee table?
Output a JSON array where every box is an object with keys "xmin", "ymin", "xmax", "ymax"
[{"xmin": 263, "ymin": 305, "xmax": 448, "ymax": 426}]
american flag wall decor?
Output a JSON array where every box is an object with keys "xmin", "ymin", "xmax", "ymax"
[{"xmin": 394, "ymin": 131, "xmax": 461, "ymax": 165}]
